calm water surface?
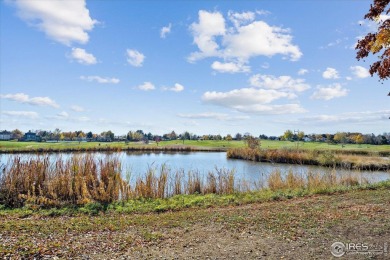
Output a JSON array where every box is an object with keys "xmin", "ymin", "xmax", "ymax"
[{"xmin": 1, "ymin": 151, "xmax": 389, "ymax": 186}]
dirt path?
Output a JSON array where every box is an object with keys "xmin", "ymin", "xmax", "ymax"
[{"xmin": 1, "ymin": 189, "xmax": 390, "ymax": 259}]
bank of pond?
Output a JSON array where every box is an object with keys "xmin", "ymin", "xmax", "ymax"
[{"xmin": 0, "ymin": 151, "xmax": 389, "ymax": 209}]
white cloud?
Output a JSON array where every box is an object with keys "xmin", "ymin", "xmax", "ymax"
[
  {"xmin": 322, "ymin": 67, "xmax": 339, "ymax": 79},
  {"xmin": 126, "ymin": 49, "xmax": 145, "ymax": 67},
  {"xmin": 70, "ymin": 105, "xmax": 85, "ymax": 112},
  {"xmin": 378, "ymin": 14, "xmax": 390, "ymax": 22},
  {"xmin": 201, "ymin": 90, "xmax": 306, "ymax": 114},
  {"xmin": 202, "ymin": 72, "xmax": 311, "ymax": 115},
  {"xmin": 211, "ymin": 61, "xmax": 250, "ymax": 73},
  {"xmin": 189, "ymin": 10, "xmax": 226, "ymax": 62},
  {"xmin": 71, "ymin": 48, "xmax": 97, "ymax": 65},
  {"xmin": 249, "ymin": 74, "xmax": 310, "ymax": 92},
  {"xmin": 189, "ymin": 10, "xmax": 302, "ymax": 63},
  {"xmin": 311, "ymin": 83, "xmax": 349, "ymax": 100},
  {"xmin": 56, "ymin": 111, "xmax": 69, "ymax": 119},
  {"xmin": 299, "ymin": 110, "xmax": 390, "ymax": 124},
  {"xmin": 45, "ymin": 113, "xmax": 91, "ymax": 122},
  {"xmin": 1, "ymin": 110, "xmax": 39, "ymax": 119},
  {"xmin": 232, "ymin": 103, "xmax": 307, "ymax": 114},
  {"xmin": 256, "ymin": 10, "xmax": 271, "ymax": 16},
  {"xmin": 359, "ymin": 14, "xmax": 390, "ymax": 33},
  {"xmin": 227, "ymin": 11, "xmax": 255, "ymax": 28},
  {"xmin": 298, "ymin": 69, "xmax": 308, "ymax": 75},
  {"xmin": 350, "ymin": 66, "xmax": 370, "ymax": 78},
  {"xmin": 80, "ymin": 75, "xmax": 120, "ymax": 84},
  {"xmin": 137, "ymin": 82, "xmax": 155, "ymax": 91},
  {"xmin": 203, "ymin": 88, "xmax": 295, "ymax": 107},
  {"xmin": 223, "ymin": 21, "xmax": 302, "ymax": 62},
  {"xmin": 77, "ymin": 116, "xmax": 90, "ymax": 122},
  {"xmin": 163, "ymin": 83, "xmax": 185, "ymax": 92},
  {"xmin": 177, "ymin": 112, "xmax": 249, "ymax": 121},
  {"xmin": 160, "ymin": 23, "xmax": 172, "ymax": 38},
  {"xmin": 0, "ymin": 93, "xmax": 59, "ymax": 108},
  {"xmin": 11, "ymin": 0, "xmax": 97, "ymax": 46},
  {"xmin": 346, "ymin": 76, "xmax": 352, "ymax": 81}
]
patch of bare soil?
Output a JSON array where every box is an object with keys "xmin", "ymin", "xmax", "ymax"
[{"xmin": 1, "ymin": 189, "xmax": 390, "ymax": 259}]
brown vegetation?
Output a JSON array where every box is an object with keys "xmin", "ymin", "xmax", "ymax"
[
  {"xmin": 227, "ymin": 147, "xmax": 390, "ymax": 171},
  {"xmin": 0, "ymin": 153, "xmax": 380, "ymax": 208},
  {"xmin": 0, "ymin": 155, "xmax": 236, "ymax": 208}
]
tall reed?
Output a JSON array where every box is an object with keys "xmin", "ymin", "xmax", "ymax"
[
  {"xmin": 0, "ymin": 155, "xmax": 130, "ymax": 207},
  {"xmin": 227, "ymin": 147, "xmax": 389, "ymax": 171},
  {"xmin": 268, "ymin": 168, "xmax": 365, "ymax": 192},
  {"xmin": 0, "ymin": 155, "xmax": 373, "ymax": 208}
]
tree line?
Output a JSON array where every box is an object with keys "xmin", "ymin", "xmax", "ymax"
[
  {"xmin": 280, "ymin": 130, "xmax": 390, "ymax": 145},
  {"xmin": 2, "ymin": 129, "xmax": 389, "ymax": 145}
]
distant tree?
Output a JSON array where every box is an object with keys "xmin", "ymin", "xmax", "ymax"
[
  {"xmin": 356, "ymin": 0, "xmax": 390, "ymax": 81},
  {"xmin": 283, "ymin": 130, "xmax": 293, "ymax": 141},
  {"xmin": 354, "ymin": 134, "xmax": 364, "ymax": 145},
  {"xmin": 184, "ymin": 131, "xmax": 191, "ymax": 140},
  {"xmin": 181, "ymin": 131, "xmax": 191, "ymax": 144},
  {"xmin": 226, "ymin": 134, "xmax": 233, "ymax": 143},
  {"xmin": 259, "ymin": 134, "xmax": 268, "ymax": 140},
  {"xmin": 77, "ymin": 132, "xmax": 86, "ymax": 143},
  {"xmin": 107, "ymin": 131, "xmax": 114, "ymax": 141},
  {"xmin": 72, "ymin": 132, "xmax": 78, "ymax": 141},
  {"xmin": 334, "ymin": 132, "xmax": 347, "ymax": 144},
  {"xmin": 127, "ymin": 131, "xmax": 134, "ymax": 141},
  {"xmin": 169, "ymin": 131, "xmax": 177, "ymax": 140},
  {"xmin": 297, "ymin": 131, "xmax": 305, "ymax": 141},
  {"xmin": 101, "ymin": 131, "xmax": 114, "ymax": 141},
  {"xmin": 154, "ymin": 136, "xmax": 161, "ymax": 146},
  {"xmin": 326, "ymin": 134, "xmax": 334, "ymax": 144},
  {"xmin": 315, "ymin": 134, "xmax": 324, "ymax": 142},
  {"xmin": 244, "ymin": 135, "xmax": 260, "ymax": 149},
  {"xmin": 11, "ymin": 129, "xmax": 23, "ymax": 140},
  {"xmin": 53, "ymin": 128, "xmax": 61, "ymax": 142},
  {"xmin": 86, "ymin": 131, "xmax": 93, "ymax": 139},
  {"xmin": 235, "ymin": 133, "xmax": 242, "ymax": 141},
  {"xmin": 380, "ymin": 135, "xmax": 388, "ymax": 144},
  {"xmin": 127, "ymin": 131, "xmax": 143, "ymax": 141},
  {"xmin": 243, "ymin": 132, "xmax": 251, "ymax": 139}
]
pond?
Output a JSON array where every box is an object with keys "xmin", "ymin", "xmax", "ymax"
[{"xmin": 1, "ymin": 151, "xmax": 389, "ymax": 188}]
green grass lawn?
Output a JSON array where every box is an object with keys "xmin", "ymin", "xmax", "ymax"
[
  {"xmin": 1, "ymin": 182, "xmax": 390, "ymax": 258},
  {"xmin": 0, "ymin": 139, "xmax": 389, "ymax": 152}
]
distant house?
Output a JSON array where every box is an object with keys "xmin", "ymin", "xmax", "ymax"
[
  {"xmin": 0, "ymin": 130, "xmax": 12, "ymax": 141},
  {"xmin": 303, "ymin": 136, "xmax": 313, "ymax": 142},
  {"xmin": 24, "ymin": 131, "xmax": 38, "ymax": 141},
  {"xmin": 269, "ymin": 136, "xmax": 280, "ymax": 141}
]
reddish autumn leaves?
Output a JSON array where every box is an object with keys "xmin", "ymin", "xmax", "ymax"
[{"xmin": 356, "ymin": 0, "xmax": 390, "ymax": 80}]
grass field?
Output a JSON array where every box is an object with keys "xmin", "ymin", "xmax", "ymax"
[
  {"xmin": 1, "ymin": 182, "xmax": 389, "ymax": 258},
  {"xmin": 1, "ymin": 139, "xmax": 389, "ymax": 153}
]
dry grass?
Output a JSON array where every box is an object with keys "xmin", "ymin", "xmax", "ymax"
[
  {"xmin": 0, "ymin": 156, "xmax": 237, "ymax": 207},
  {"xmin": 268, "ymin": 168, "xmax": 365, "ymax": 192},
  {"xmin": 227, "ymin": 147, "xmax": 390, "ymax": 171},
  {"xmin": 0, "ymin": 154, "xmax": 378, "ymax": 208},
  {"xmin": 0, "ymin": 155, "xmax": 130, "ymax": 207}
]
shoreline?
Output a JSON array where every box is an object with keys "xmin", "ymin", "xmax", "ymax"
[
  {"xmin": 227, "ymin": 147, "xmax": 390, "ymax": 171},
  {"xmin": 0, "ymin": 145, "xmax": 228, "ymax": 154}
]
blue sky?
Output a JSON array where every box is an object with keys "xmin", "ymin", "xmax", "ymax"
[{"xmin": 1, "ymin": 0, "xmax": 389, "ymax": 136}]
